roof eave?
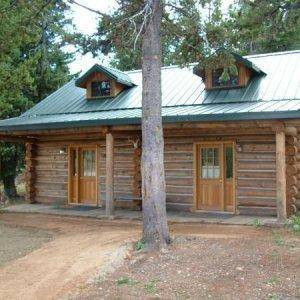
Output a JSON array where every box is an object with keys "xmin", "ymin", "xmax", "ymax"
[{"xmin": 0, "ymin": 110, "xmax": 299, "ymax": 134}]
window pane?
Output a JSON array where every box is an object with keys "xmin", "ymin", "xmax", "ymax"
[
  {"xmin": 82, "ymin": 150, "xmax": 96, "ymax": 176},
  {"xmin": 91, "ymin": 81, "xmax": 111, "ymax": 97},
  {"xmin": 201, "ymin": 147, "xmax": 220, "ymax": 179},
  {"xmin": 212, "ymin": 68, "xmax": 239, "ymax": 88},
  {"xmin": 214, "ymin": 166, "xmax": 220, "ymax": 178},
  {"xmin": 225, "ymin": 146, "xmax": 233, "ymax": 179},
  {"xmin": 71, "ymin": 150, "xmax": 77, "ymax": 176}
]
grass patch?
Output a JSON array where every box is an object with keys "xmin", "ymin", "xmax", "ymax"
[
  {"xmin": 272, "ymin": 230, "xmax": 284, "ymax": 246},
  {"xmin": 289, "ymin": 215, "xmax": 300, "ymax": 233},
  {"xmin": 268, "ymin": 294, "xmax": 279, "ymax": 300},
  {"xmin": 135, "ymin": 240, "xmax": 146, "ymax": 251},
  {"xmin": 265, "ymin": 276, "xmax": 279, "ymax": 286},
  {"xmin": 116, "ymin": 276, "xmax": 139, "ymax": 286},
  {"xmin": 253, "ymin": 218, "xmax": 262, "ymax": 228},
  {"xmin": 144, "ymin": 279, "xmax": 159, "ymax": 294}
]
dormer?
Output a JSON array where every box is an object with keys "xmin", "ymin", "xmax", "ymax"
[
  {"xmin": 194, "ymin": 52, "xmax": 266, "ymax": 90},
  {"xmin": 75, "ymin": 64, "xmax": 136, "ymax": 99}
]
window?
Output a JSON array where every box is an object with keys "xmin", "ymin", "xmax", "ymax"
[
  {"xmin": 82, "ymin": 150, "xmax": 96, "ymax": 177},
  {"xmin": 225, "ymin": 146, "xmax": 233, "ymax": 179},
  {"xmin": 212, "ymin": 68, "xmax": 239, "ymax": 88},
  {"xmin": 91, "ymin": 81, "xmax": 111, "ymax": 97},
  {"xmin": 71, "ymin": 149, "xmax": 78, "ymax": 176},
  {"xmin": 201, "ymin": 147, "xmax": 220, "ymax": 179}
]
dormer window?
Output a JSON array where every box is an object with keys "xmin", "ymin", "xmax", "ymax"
[
  {"xmin": 212, "ymin": 68, "xmax": 239, "ymax": 88},
  {"xmin": 193, "ymin": 52, "xmax": 266, "ymax": 91},
  {"xmin": 91, "ymin": 81, "xmax": 111, "ymax": 97},
  {"xmin": 75, "ymin": 64, "xmax": 136, "ymax": 100}
]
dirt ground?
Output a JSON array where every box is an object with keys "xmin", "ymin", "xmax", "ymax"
[
  {"xmin": 76, "ymin": 224, "xmax": 300, "ymax": 300},
  {"xmin": 0, "ymin": 213, "xmax": 140, "ymax": 300},
  {"xmin": 0, "ymin": 213, "xmax": 299, "ymax": 300}
]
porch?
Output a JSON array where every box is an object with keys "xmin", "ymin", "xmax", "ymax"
[
  {"xmin": 20, "ymin": 120, "xmax": 299, "ymax": 220},
  {"xmin": 2, "ymin": 203, "xmax": 280, "ymax": 227}
]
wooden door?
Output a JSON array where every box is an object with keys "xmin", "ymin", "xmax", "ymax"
[
  {"xmin": 196, "ymin": 142, "xmax": 235, "ymax": 212},
  {"xmin": 79, "ymin": 148, "xmax": 97, "ymax": 204},
  {"xmin": 68, "ymin": 146, "xmax": 97, "ymax": 205},
  {"xmin": 197, "ymin": 144, "xmax": 224, "ymax": 211}
]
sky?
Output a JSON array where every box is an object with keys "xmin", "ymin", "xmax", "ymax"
[
  {"xmin": 68, "ymin": 1, "xmax": 118, "ymax": 74},
  {"xmin": 68, "ymin": 0, "xmax": 233, "ymax": 74}
]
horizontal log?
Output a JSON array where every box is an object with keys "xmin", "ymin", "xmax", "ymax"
[
  {"xmin": 240, "ymin": 143, "xmax": 275, "ymax": 153},
  {"xmin": 166, "ymin": 202, "xmax": 192, "ymax": 212},
  {"xmin": 237, "ymin": 161, "xmax": 276, "ymax": 171},
  {"xmin": 165, "ymin": 176, "xmax": 194, "ymax": 186},
  {"xmin": 166, "ymin": 185, "xmax": 193, "ymax": 194},
  {"xmin": 165, "ymin": 144, "xmax": 194, "ymax": 152},
  {"xmin": 166, "ymin": 193, "xmax": 193, "ymax": 203},
  {"xmin": 238, "ymin": 178, "xmax": 276, "ymax": 189},
  {"xmin": 237, "ymin": 154, "xmax": 275, "ymax": 162},
  {"xmin": 238, "ymin": 170, "xmax": 276, "ymax": 180},
  {"xmin": 237, "ymin": 197, "xmax": 276, "ymax": 207},
  {"xmin": 35, "ymin": 183, "xmax": 67, "ymax": 191},
  {"xmin": 164, "ymin": 135, "xmax": 274, "ymax": 144},
  {"xmin": 165, "ymin": 170, "xmax": 193, "ymax": 177},
  {"xmin": 36, "ymin": 189, "xmax": 68, "ymax": 197},
  {"xmin": 35, "ymin": 196, "xmax": 67, "ymax": 204},
  {"xmin": 238, "ymin": 206, "xmax": 277, "ymax": 216},
  {"xmin": 237, "ymin": 187, "xmax": 276, "ymax": 197}
]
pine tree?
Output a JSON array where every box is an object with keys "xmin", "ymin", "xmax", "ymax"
[
  {"xmin": 0, "ymin": 0, "xmax": 75, "ymax": 197},
  {"xmin": 228, "ymin": 0, "xmax": 300, "ymax": 54}
]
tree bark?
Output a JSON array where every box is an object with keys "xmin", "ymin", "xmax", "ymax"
[{"xmin": 141, "ymin": 0, "xmax": 170, "ymax": 250}]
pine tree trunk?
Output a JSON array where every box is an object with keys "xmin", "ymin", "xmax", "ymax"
[{"xmin": 141, "ymin": 0, "xmax": 170, "ymax": 250}]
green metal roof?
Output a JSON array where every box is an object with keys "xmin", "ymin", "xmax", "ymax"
[
  {"xmin": 231, "ymin": 52, "xmax": 266, "ymax": 75},
  {"xmin": 75, "ymin": 64, "xmax": 135, "ymax": 87},
  {"xmin": 0, "ymin": 50, "xmax": 299, "ymax": 132}
]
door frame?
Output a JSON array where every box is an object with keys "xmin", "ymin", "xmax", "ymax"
[
  {"xmin": 193, "ymin": 141, "xmax": 236, "ymax": 213},
  {"xmin": 67, "ymin": 144, "xmax": 100, "ymax": 206}
]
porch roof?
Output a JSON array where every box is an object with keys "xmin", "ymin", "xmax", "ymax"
[{"xmin": 0, "ymin": 50, "xmax": 299, "ymax": 132}]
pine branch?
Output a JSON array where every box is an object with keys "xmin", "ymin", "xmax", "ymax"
[{"xmin": 67, "ymin": 0, "xmax": 111, "ymax": 19}]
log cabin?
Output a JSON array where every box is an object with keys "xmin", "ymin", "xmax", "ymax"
[{"xmin": 0, "ymin": 50, "xmax": 300, "ymax": 220}]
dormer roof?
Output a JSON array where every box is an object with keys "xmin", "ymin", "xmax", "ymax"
[
  {"xmin": 75, "ymin": 64, "xmax": 136, "ymax": 88},
  {"xmin": 231, "ymin": 52, "xmax": 266, "ymax": 76}
]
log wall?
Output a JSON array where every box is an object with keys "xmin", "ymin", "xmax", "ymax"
[
  {"xmin": 100, "ymin": 138, "xmax": 135, "ymax": 206},
  {"xmin": 30, "ymin": 128, "xmax": 297, "ymax": 216},
  {"xmin": 235, "ymin": 136, "xmax": 277, "ymax": 216},
  {"xmin": 35, "ymin": 143, "xmax": 68, "ymax": 204}
]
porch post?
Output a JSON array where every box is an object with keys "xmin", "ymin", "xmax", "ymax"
[
  {"xmin": 106, "ymin": 132, "xmax": 114, "ymax": 216},
  {"xmin": 276, "ymin": 126, "xmax": 287, "ymax": 221}
]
